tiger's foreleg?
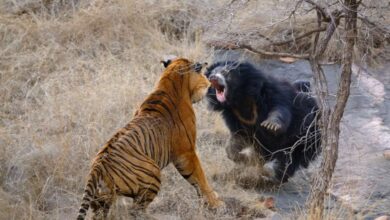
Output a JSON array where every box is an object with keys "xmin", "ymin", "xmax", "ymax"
[{"xmin": 174, "ymin": 152, "xmax": 224, "ymax": 208}]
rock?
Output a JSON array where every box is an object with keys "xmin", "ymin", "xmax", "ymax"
[
  {"xmin": 279, "ymin": 57, "xmax": 297, "ymax": 63},
  {"xmin": 263, "ymin": 197, "xmax": 275, "ymax": 210},
  {"xmin": 375, "ymin": 216, "xmax": 390, "ymax": 220},
  {"xmin": 384, "ymin": 149, "xmax": 390, "ymax": 160}
]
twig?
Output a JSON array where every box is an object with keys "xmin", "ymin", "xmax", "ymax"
[
  {"xmin": 304, "ymin": 0, "xmax": 343, "ymax": 23},
  {"xmin": 271, "ymin": 27, "xmax": 327, "ymax": 46},
  {"xmin": 238, "ymin": 44, "xmax": 310, "ymax": 59},
  {"xmin": 361, "ymin": 2, "xmax": 390, "ymax": 9},
  {"xmin": 317, "ymin": 21, "xmax": 338, "ymax": 56},
  {"xmin": 304, "ymin": 0, "xmax": 330, "ymax": 20},
  {"xmin": 304, "ymin": 1, "xmax": 339, "ymax": 14},
  {"xmin": 312, "ymin": 9, "xmax": 322, "ymax": 53},
  {"xmin": 357, "ymin": 15, "xmax": 390, "ymax": 37},
  {"xmin": 289, "ymin": 0, "xmax": 304, "ymax": 18},
  {"xmin": 207, "ymin": 41, "xmax": 310, "ymax": 59}
]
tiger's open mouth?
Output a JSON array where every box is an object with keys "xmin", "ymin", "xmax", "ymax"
[{"xmin": 209, "ymin": 74, "xmax": 226, "ymax": 103}]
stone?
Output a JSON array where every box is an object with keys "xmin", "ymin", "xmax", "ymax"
[
  {"xmin": 375, "ymin": 216, "xmax": 390, "ymax": 220},
  {"xmin": 384, "ymin": 149, "xmax": 390, "ymax": 160}
]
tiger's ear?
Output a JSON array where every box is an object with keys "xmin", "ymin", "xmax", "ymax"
[
  {"xmin": 161, "ymin": 55, "xmax": 177, "ymax": 68},
  {"xmin": 161, "ymin": 59, "xmax": 171, "ymax": 68},
  {"xmin": 194, "ymin": 62, "xmax": 208, "ymax": 72}
]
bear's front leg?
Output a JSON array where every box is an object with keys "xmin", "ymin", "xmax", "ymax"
[{"xmin": 261, "ymin": 106, "xmax": 291, "ymax": 134}]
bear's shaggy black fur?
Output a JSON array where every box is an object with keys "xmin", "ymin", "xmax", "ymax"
[{"xmin": 205, "ymin": 61, "xmax": 321, "ymax": 183}]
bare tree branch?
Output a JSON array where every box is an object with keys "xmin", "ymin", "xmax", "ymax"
[
  {"xmin": 303, "ymin": 1, "xmax": 339, "ymax": 15},
  {"xmin": 304, "ymin": 0, "xmax": 344, "ymax": 23},
  {"xmin": 271, "ymin": 26, "xmax": 327, "ymax": 46},
  {"xmin": 361, "ymin": 1, "xmax": 390, "ymax": 9},
  {"xmin": 315, "ymin": 10, "xmax": 341, "ymax": 57},
  {"xmin": 207, "ymin": 41, "xmax": 310, "ymax": 59},
  {"xmin": 236, "ymin": 43, "xmax": 310, "ymax": 59},
  {"xmin": 304, "ymin": 0, "xmax": 330, "ymax": 20},
  {"xmin": 357, "ymin": 15, "xmax": 390, "ymax": 37},
  {"xmin": 289, "ymin": 0, "xmax": 304, "ymax": 18}
]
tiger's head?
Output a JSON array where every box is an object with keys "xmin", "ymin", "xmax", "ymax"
[{"xmin": 161, "ymin": 57, "xmax": 210, "ymax": 103}]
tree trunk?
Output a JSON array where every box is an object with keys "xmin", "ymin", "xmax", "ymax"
[{"xmin": 307, "ymin": 0, "xmax": 359, "ymax": 218}]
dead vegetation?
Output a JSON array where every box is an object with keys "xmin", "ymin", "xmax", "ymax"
[
  {"xmin": 0, "ymin": 0, "xmax": 388, "ymax": 219},
  {"xmin": 205, "ymin": 0, "xmax": 389, "ymax": 65}
]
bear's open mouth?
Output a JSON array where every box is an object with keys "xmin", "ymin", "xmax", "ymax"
[{"xmin": 210, "ymin": 79, "xmax": 226, "ymax": 103}]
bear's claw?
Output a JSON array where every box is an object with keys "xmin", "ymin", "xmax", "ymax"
[{"xmin": 261, "ymin": 119, "xmax": 282, "ymax": 133}]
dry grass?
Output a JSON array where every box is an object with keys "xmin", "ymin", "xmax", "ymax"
[
  {"xmin": 0, "ymin": 0, "xmax": 263, "ymax": 219},
  {"xmin": 0, "ymin": 0, "xmax": 387, "ymax": 219}
]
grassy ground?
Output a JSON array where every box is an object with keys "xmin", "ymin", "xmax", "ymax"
[{"xmin": 0, "ymin": 0, "xmax": 388, "ymax": 219}]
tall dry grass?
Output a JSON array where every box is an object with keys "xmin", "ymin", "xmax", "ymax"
[
  {"xmin": 0, "ymin": 0, "xmax": 264, "ymax": 219},
  {"xmin": 0, "ymin": 0, "xmax": 388, "ymax": 219}
]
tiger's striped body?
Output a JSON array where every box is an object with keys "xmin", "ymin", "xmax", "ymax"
[{"xmin": 77, "ymin": 58, "xmax": 222, "ymax": 220}]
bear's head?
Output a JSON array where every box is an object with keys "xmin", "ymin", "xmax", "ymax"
[{"xmin": 205, "ymin": 61, "xmax": 265, "ymax": 124}]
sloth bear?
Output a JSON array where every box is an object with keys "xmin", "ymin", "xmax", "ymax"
[{"xmin": 205, "ymin": 61, "xmax": 321, "ymax": 183}]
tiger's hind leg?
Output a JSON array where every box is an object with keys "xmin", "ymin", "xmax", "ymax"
[
  {"xmin": 133, "ymin": 187, "xmax": 159, "ymax": 211},
  {"xmin": 133, "ymin": 157, "xmax": 161, "ymax": 210},
  {"xmin": 90, "ymin": 194, "xmax": 114, "ymax": 220},
  {"xmin": 129, "ymin": 182, "xmax": 160, "ymax": 220},
  {"xmin": 128, "ymin": 160, "xmax": 161, "ymax": 219}
]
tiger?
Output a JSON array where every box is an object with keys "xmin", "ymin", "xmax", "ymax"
[{"xmin": 76, "ymin": 58, "xmax": 223, "ymax": 220}]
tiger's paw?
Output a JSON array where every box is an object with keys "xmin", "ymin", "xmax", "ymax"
[
  {"xmin": 205, "ymin": 191, "xmax": 225, "ymax": 209},
  {"xmin": 206, "ymin": 199, "xmax": 227, "ymax": 216},
  {"xmin": 211, "ymin": 199, "xmax": 225, "ymax": 209},
  {"xmin": 129, "ymin": 210, "xmax": 157, "ymax": 220}
]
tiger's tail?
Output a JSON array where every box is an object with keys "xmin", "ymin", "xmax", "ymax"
[{"xmin": 77, "ymin": 166, "xmax": 100, "ymax": 220}]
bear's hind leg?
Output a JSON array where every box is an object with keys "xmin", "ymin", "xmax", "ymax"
[
  {"xmin": 226, "ymin": 134, "xmax": 261, "ymax": 166},
  {"xmin": 270, "ymin": 153, "xmax": 303, "ymax": 183}
]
